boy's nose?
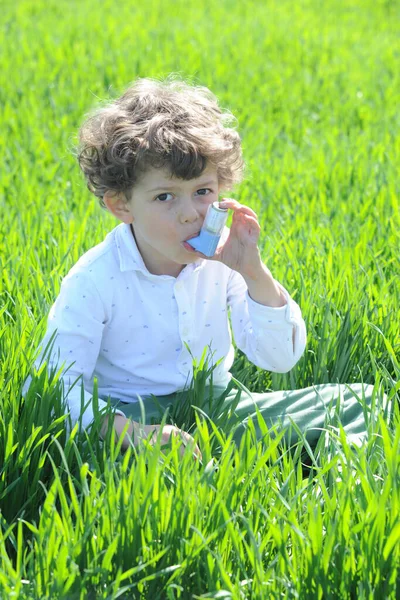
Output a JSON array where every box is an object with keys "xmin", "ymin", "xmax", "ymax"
[{"xmin": 179, "ymin": 201, "xmax": 200, "ymax": 224}]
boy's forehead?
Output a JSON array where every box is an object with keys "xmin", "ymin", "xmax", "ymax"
[{"xmin": 139, "ymin": 165, "xmax": 218, "ymax": 189}]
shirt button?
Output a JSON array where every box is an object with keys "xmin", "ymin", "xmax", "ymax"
[
  {"xmin": 182, "ymin": 327, "xmax": 189, "ymax": 336},
  {"xmin": 176, "ymin": 282, "xmax": 183, "ymax": 291}
]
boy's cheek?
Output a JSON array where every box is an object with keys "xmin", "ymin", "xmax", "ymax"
[{"xmin": 144, "ymin": 222, "xmax": 169, "ymax": 239}]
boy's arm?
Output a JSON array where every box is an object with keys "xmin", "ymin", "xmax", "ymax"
[
  {"xmin": 23, "ymin": 268, "xmax": 125, "ymax": 432},
  {"xmin": 227, "ymin": 268, "xmax": 307, "ymax": 373},
  {"xmin": 243, "ymin": 263, "xmax": 296, "ymax": 349}
]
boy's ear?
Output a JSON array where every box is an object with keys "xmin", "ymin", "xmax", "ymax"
[{"xmin": 103, "ymin": 191, "xmax": 134, "ymax": 223}]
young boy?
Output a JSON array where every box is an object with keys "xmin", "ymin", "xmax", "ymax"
[{"xmin": 24, "ymin": 76, "xmax": 387, "ymax": 460}]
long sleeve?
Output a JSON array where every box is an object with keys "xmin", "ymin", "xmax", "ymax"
[
  {"xmin": 23, "ymin": 269, "xmax": 125, "ymax": 431},
  {"xmin": 227, "ymin": 269, "xmax": 307, "ymax": 373}
]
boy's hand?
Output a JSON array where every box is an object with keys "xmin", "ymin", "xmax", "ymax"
[
  {"xmin": 102, "ymin": 415, "xmax": 202, "ymax": 460},
  {"xmin": 207, "ymin": 198, "xmax": 265, "ymax": 281},
  {"xmin": 137, "ymin": 423, "xmax": 202, "ymax": 461}
]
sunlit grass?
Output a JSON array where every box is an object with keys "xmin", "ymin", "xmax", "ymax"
[{"xmin": 1, "ymin": 0, "xmax": 400, "ymax": 597}]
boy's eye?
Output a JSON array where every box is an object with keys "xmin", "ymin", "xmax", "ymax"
[
  {"xmin": 156, "ymin": 193, "xmax": 174, "ymax": 202},
  {"xmin": 155, "ymin": 188, "xmax": 213, "ymax": 202}
]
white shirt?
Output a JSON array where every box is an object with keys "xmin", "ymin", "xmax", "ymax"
[{"xmin": 24, "ymin": 223, "xmax": 307, "ymax": 431}]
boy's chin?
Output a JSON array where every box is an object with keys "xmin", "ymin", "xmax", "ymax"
[
  {"xmin": 181, "ymin": 252, "xmax": 200, "ymax": 264},
  {"xmin": 176, "ymin": 243, "xmax": 204, "ymax": 266}
]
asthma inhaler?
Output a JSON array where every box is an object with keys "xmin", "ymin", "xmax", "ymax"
[{"xmin": 187, "ymin": 201, "xmax": 229, "ymax": 257}]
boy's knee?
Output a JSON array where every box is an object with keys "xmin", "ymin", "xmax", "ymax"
[{"xmin": 351, "ymin": 383, "xmax": 374, "ymax": 396}]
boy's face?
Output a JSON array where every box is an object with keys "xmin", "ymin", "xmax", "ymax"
[{"xmin": 105, "ymin": 164, "xmax": 220, "ymax": 277}]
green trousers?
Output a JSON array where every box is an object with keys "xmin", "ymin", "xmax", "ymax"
[{"xmin": 106, "ymin": 381, "xmax": 391, "ymax": 451}]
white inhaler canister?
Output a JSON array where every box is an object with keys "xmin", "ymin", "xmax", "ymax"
[{"xmin": 186, "ymin": 202, "xmax": 229, "ymax": 257}]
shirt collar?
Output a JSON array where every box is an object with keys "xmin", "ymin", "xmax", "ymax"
[{"xmin": 115, "ymin": 223, "xmax": 206, "ymax": 278}]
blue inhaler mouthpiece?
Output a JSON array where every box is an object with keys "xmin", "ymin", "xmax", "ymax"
[{"xmin": 187, "ymin": 202, "xmax": 228, "ymax": 257}]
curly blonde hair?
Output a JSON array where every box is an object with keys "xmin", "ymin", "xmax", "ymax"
[{"xmin": 77, "ymin": 75, "xmax": 244, "ymax": 208}]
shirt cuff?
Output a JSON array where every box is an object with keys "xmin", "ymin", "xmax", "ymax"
[{"xmin": 246, "ymin": 281, "xmax": 303, "ymax": 330}]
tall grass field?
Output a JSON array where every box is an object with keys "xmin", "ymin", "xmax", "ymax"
[{"xmin": 1, "ymin": 0, "xmax": 400, "ymax": 597}]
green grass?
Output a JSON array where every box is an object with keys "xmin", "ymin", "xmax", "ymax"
[{"xmin": 1, "ymin": 0, "xmax": 400, "ymax": 597}]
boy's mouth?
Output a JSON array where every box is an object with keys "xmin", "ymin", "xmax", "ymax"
[
  {"xmin": 182, "ymin": 232, "xmax": 201, "ymax": 253},
  {"xmin": 183, "ymin": 232, "xmax": 200, "ymax": 242}
]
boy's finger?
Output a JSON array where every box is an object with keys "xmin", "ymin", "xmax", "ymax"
[
  {"xmin": 219, "ymin": 198, "xmax": 257, "ymax": 219},
  {"xmin": 179, "ymin": 441, "xmax": 202, "ymax": 461}
]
